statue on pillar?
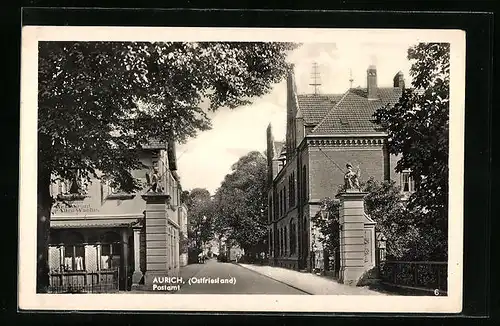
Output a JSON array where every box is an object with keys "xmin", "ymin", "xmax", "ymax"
[
  {"xmin": 145, "ymin": 166, "xmax": 162, "ymax": 193},
  {"xmin": 344, "ymin": 163, "xmax": 361, "ymax": 191}
]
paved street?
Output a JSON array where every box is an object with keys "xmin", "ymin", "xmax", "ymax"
[{"xmin": 175, "ymin": 259, "xmax": 307, "ymax": 294}]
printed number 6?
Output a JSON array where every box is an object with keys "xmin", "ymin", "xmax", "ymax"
[{"xmin": 434, "ymin": 289, "xmax": 440, "ymax": 296}]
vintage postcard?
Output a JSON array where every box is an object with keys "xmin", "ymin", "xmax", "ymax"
[{"xmin": 19, "ymin": 26, "xmax": 465, "ymax": 313}]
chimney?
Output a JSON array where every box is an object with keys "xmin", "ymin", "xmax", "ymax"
[
  {"xmin": 286, "ymin": 64, "xmax": 297, "ymax": 160},
  {"xmin": 266, "ymin": 124, "xmax": 274, "ymax": 185},
  {"xmin": 393, "ymin": 71, "xmax": 405, "ymax": 89},
  {"xmin": 287, "ymin": 63, "xmax": 297, "ymax": 96},
  {"xmin": 367, "ymin": 65, "xmax": 378, "ymax": 100}
]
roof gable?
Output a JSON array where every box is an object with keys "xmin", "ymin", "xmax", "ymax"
[{"xmin": 310, "ymin": 87, "xmax": 402, "ymax": 135}]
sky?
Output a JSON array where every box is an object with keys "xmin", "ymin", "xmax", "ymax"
[{"xmin": 176, "ymin": 39, "xmax": 416, "ymax": 194}]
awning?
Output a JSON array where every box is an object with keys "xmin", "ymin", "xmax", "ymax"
[{"xmin": 51, "ymin": 217, "xmax": 144, "ymax": 229}]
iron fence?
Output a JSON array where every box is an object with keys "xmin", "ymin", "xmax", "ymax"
[
  {"xmin": 379, "ymin": 261, "xmax": 447, "ymax": 292},
  {"xmin": 48, "ymin": 269, "xmax": 119, "ymax": 293}
]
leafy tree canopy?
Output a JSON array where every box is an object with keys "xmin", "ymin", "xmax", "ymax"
[
  {"xmin": 184, "ymin": 188, "xmax": 214, "ymax": 249},
  {"xmin": 373, "ymin": 42, "xmax": 450, "ymax": 231},
  {"xmin": 314, "ymin": 176, "xmax": 447, "ymax": 261},
  {"xmin": 212, "ymin": 151, "xmax": 268, "ymax": 253},
  {"xmin": 39, "ymin": 41, "xmax": 298, "ymax": 192}
]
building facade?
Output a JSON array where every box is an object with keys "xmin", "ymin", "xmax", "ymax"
[
  {"xmin": 48, "ymin": 140, "xmax": 185, "ymax": 293},
  {"xmin": 178, "ymin": 203, "xmax": 189, "ymax": 267},
  {"xmin": 266, "ymin": 64, "xmax": 414, "ymax": 272}
]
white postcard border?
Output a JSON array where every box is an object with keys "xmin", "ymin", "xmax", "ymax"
[{"xmin": 19, "ymin": 26, "xmax": 465, "ymax": 313}]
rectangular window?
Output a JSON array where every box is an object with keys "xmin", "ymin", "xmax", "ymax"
[
  {"xmin": 280, "ymin": 190, "xmax": 284, "ymax": 216},
  {"xmin": 278, "ymin": 229, "xmax": 282, "ymax": 256},
  {"xmin": 55, "ymin": 172, "xmax": 88, "ymax": 197},
  {"xmin": 401, "ymin": 171, "xmax": 415, "ymax": 193},
  {"xmin": 284, "ymin": 226, "xmax": 288, "ymax": 255},
  {"xmin": 278, "ymin": 192, "xmax": 281, "ymax": 217},
  {"xmin": 288, "ymin": 175, "xmax": 292, "ymax": 208},
  {"xmin": 63, "ymin": 245, "xmax": 85, "ymax": 271},
  {"xmin": 100, "ymin": 243, "xmax": 121, "ymax": 270},
  {"xmin": 268, "ymin": 230, "xmax": 272, "ymax": 255},
  {"xmin": 268, "ymin": 196, "xmax": 272, "ymax": 223},
  {"xmin": 289, "ymin": 172, "xmax": 296, "ymax": 208},
  {"xmin": 280, "ymin": 190, "xmax": 283, "ymax": 216},
  {"xmin": 281, "ymin": 228, "xmax": 284, "ymax": 256},
  {"xmin": 290, "ymin": 221, "xmax": 296, "ymax": 255},
  {"xmin": 283, "ymin": 186, "xmax": 287, "ymax": 213},
  {"xmin": 302, "ymin": 165, "xmax": 307, "ymax": 202},
  {"xmin": 274, "ymin": 193, "xmax": 279, "ymax": 221}
]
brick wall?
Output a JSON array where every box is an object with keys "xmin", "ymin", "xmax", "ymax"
[{"xmin": 307, "ymin": 146, "xmax": 386, "ymax": 200}]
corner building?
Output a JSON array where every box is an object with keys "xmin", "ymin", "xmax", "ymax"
[
  {"xmin": 266, "ymin": 64, "xmax": 412, "ymax": 272},
  {"xmin": 48, "ymin": 140, "xmax": 186, "ymax": 292}
]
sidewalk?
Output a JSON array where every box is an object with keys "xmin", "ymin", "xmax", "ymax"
[{"xmin": 238, "ymin": 263, "xmax": 388, "ymax": 296}]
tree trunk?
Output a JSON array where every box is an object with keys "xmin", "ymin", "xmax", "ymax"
[{"xmin": 37, "ymin": 169, "xmax": 52, "ymax": 293}]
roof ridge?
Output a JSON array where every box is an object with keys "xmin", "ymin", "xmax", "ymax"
[
  {"xmin": 297, "ymin": 92, "xmax": 344, "ymax": 97},
  {"xmin": 310, "ymin": 90, "xmax": 350, "ymax": 134}
]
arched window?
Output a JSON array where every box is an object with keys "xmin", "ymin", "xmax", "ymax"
[
  {"xmin": 62, "ymin": 231, "xmax": 85, "ymax": 271},
  {"xmin": 279, "ymin": 228, "xmax": 283, "ymax": 256},
  {"xmin": 289, "ymin": 219, "xmax": 296, "ymax": 255},
  {"xmin": 303, "ymin": 217, "xmax": 308, "ymax": 256},
  {"xmin": 284, "ymin": 226, "xmax": 288, "ymax": 255}
]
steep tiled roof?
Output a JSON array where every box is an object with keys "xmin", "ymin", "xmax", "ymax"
[
  {"xmin": 297, "ymin": 94, "xmax": 344, "ymax": 125},
  {"xmin": 310, "ymin": 87, "xmax": 402, "ymax": 135}
]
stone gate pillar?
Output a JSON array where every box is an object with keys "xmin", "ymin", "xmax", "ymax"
[
  {"xmin": 337, "ymin": 190, "xmax": 369, "ymax": 286},
  {"xmin": 131, "ymin": 224, "xmax": 143, "ymax": 289},
  {"xmin": 142, "ymin": 192, "xmax": 171, "ymax": 288}
]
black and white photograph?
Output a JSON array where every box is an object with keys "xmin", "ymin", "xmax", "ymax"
[{"xmin": 19, "ymin": 26, "xmax": 465, "ymax": 313}]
